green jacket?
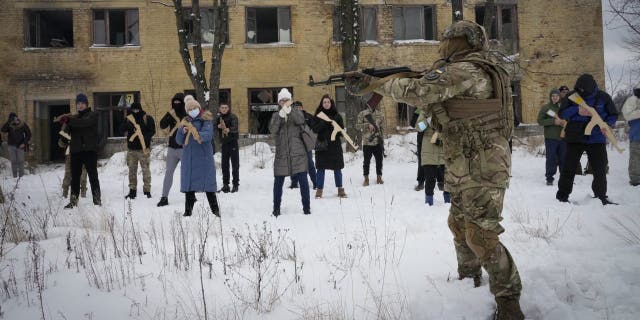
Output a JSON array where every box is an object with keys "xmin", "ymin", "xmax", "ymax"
[
  {"xmin": 537, "ymin": 96, "xmax": 563, "ymax": 140},
  {"xmin": 416, "ymin": 113, "xmax": 444, "ymax": 166}
]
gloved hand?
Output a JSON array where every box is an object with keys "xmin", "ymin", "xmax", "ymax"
[
  {"xmin": 345, "ymin": 72, "xmax": 375, "ymax": 95},
  {"xmin": 278, "ymin": 108, "xmax": 287, "ymax": 118}
]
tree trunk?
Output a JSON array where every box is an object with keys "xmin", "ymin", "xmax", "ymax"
[
  {"xmin": 483, "ymin": 0, "xmax": 497, "ymax": 40},
  {"xmin": 207, "ymin": 0, "xmax": 229, "ymax": 115},
  {"xmin": 339, "ymin": 0, "xmax": 363, "ymax": 151}
]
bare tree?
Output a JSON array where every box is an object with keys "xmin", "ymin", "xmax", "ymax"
[
  {"xmin": 608, "ymin": 0, "xmax": 640, "ymax": 60},
  {"xmin": 170, "ymin": 0, "xmax": 228, "ymax": 113}
]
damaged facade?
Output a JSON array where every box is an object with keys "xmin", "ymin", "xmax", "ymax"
[{"xmin": 0, "ymin": 0, "xmax": 605, "ymax": 162}]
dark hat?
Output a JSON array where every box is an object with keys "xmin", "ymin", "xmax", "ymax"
[
  {"xmin": 130, "ymin": 102, "xmax": 142, "ymax": 110},
  {"xmin": 76, "ymin": 93, "xmax": 89, "ymax": 105},
  {"xmin": 574, "ymin": 74, "xmax": 597, "ymax": 96},
  {"xmin": 550, "ymin": 89, "xmax": 561, "ymax": 96},
  {"xmin": 291, "ymin": 101, "xmax": 303, "ymax": 108},
  {"xmin": 559, "ymin": 85, "xmax": 569, "ymax": 91},
  {"xmin": 172, "ymin": 92, "xmax": 185, "ymax": 104}
]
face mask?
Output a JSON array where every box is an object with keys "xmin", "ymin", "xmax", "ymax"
[{"xmin": 188, "ymin": 109, "xmax": 200, "ymax": 118}]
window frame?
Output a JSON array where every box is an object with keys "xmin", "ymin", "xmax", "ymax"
[
  {"xmin": 183, "ymin": 7, "xmax": 229, "ymax": 45},
  {"xmin": 247, "ymin": 87, "xmax": 293, "ymax": 134},
  {"xmin": 94, "ymin": 91, "xmax": 140, "ymax": 138},
  {"xmin": 24, "ymin": 9, "xmax": 74, "ymax": 48},
  {"xmin": 333, "ymin": 6, "xmax": 378, "ymax": 43},
  {"xmin": 245, "ymin": 6, "xmax": 292, "ymax": 44},
  {"xmin": 474, "ymin": 3, "xmax": 519, "ymax": 53},
  {"xmin": 392, "ymin": 5, "xmax": 437, "ymax": 41},
  {"xmin": 92, "ymin": 8, "xmax": 140, "ymax": 47}
]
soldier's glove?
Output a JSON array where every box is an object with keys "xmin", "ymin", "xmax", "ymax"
[{"xmin": 345, "ymin": 72, "xmax": 375, "ymax": 95}]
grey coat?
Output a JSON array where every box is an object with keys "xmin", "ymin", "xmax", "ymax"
[{"xmin": 270, "ymin": 109, "xmax": 308, "ymax": 177}]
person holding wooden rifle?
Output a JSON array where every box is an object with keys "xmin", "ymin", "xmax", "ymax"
[
  {"xmin": 556, "ymin": 74, "xmax": 619, "ymax": 205},
  {"xmin": 537, "ymin": 88, "xmax": 567, "ymax": 186},
  {"xmin": 57, "ymin": 122, "xmax": 88, "ymax": 199},
  {"xmin": 157, "ymin": 93, "xmax": 186, "ymax": 207},
  {"xmin": 61, "ymin": 93, "xmax": 102, "ymax": 208},
  {"xmin": 120, "ymin": 102, "xmax": 156, "ymax": 200},
  {"xmin": 214, "ymin": 102, "xmax": 240, "ymax": 193},
  {"xmin": 311, "ymin": 94, "xmax": 348, "ymax": 199},
  {"xmin": 356, "ymin": 93, "xmax": 386, "ymax": 186}
]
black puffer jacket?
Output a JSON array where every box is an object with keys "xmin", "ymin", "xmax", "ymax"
[
  {"xmin": 120, "ymin": 109, "xmax": 156, "ymax": 151},
  {"xmin": 68, "ymin": 108, "xmax": 99, "ymax": 153},
  {"xmin": 159, "ymin": 93, "xmax": 186, "ymax": 149},
  {"xmin": 312, "ymin": 106, "xmax": 345, "ymax": 170},
  {"xmin": 1, "ymin": 120, "xmax": 31, "ymax": 148},
  {"xmin": 214, "ymin": 111, "xmax": 239, "ymax": 145}
]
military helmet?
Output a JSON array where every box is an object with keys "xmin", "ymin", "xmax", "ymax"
[{"xmin": 441, "ymin": 20, "xmax": 488, "ymax": 51}]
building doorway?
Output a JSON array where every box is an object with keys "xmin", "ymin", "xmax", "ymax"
[{"xmin": 34, "ymin": 101, "xmax": 70, "ymax": 163}]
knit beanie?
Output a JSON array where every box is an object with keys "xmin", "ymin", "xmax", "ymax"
[
  {"xmin": 76, "ymin": 93, "xmax": 89, "ymax": 105},
  {"xmin": 277, "ymin": 88, "xmax": 292, "ymax": 102},
  {"xmin": 574, "ymin": 74, "xmax": 597, "ymax": 96}
]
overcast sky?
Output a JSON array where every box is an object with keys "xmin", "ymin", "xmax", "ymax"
[{"xmin": 602, "ymin": 0, "xmax": 638, "ymax": 93}]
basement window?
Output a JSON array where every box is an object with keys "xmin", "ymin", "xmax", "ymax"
[
  {"xmin": 333, "ymin": 6, "xmax": 378, "ymax": 43},
  {"xmin": 94, "ymin": 92, "xmax": 140, "ymax": 138},
  {"xmin": 24, "ymin": 10, "xmax": 74, "ymax": 48},
  {"xmin": 246, "ymin": 7, "xmax": 291, "ymax": 44},
  {"xmin": 393, "ymin": 6, "xmax": 437, "ymax": 41},
  {"xmin": 249, "ymin": 87, "xmax": 292, "ymax": 134},
  {"xmin": 183, "ymin": 8, "xmax": 229, "ymax": 44},
  {"xmin": 93, "ymin": 9, "xmax": 139, "ymax": 46},
  {"xmin": 475, "ymin": 4, "xmax": 519, "ymax": 54}
]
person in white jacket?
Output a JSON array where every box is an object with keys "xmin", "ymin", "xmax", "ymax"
[{"xmin": 622, "ymin": 88, "xmax": 640, "ymax": 186}]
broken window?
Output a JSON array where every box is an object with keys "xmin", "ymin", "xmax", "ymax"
[
  {"xmin": 393, "ymin": 6, "xmax": 437, "ymax": 41},
  {"xmin": 248, "ymin": 87, "xmax": 292, "ymax": 134},
  {"xmin": 246, "ymin": 7, "xmax": 291, "ymax": 44},
  {"xmin": 333, "ymin": 6, "xmax": 378, "ymax": 42},
  {"xmin": 475, "ymin": 3, "xmax": 519, "ymax": 54},
  {"xmin": 94, "ymin": 92, "xmax": 140, "ymax": 139},
  {"xmin": 183, "ymin": 8, "xmax": 229, "ymax": 44},
  {"xmin": 24, "ymin": 10, "xmax": 74, "ymax": 48},
  {"xmin": 93, "ymin": 9, "xmax": 139, "ymax": 46}
]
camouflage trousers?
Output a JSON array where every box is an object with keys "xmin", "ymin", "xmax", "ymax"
[
  {"xmin": 447, "ymin": 187, "xmax": 522, "ymax": 299},
  {"xmin": 127, "ymin": 150, "xmax": 151, "ymax": 192},
  {"xmin": 630, "ymin": 141, "xmax": 640, "ymax": 185},
  {"xmin": 63, "ymin": 155, "xmax": 87, "ymax": 197}
]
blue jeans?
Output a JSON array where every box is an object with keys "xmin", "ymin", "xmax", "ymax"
[
  {"xmin": 274, "ymin": 172, "xmax": 310, "ymax": 211},
  {"xmin": 316, "ymin": 169, "xmax": 343, "ymax": 189},
  {"xmin": 545, "ymin": 138, "xmax": 566, "ymax": 181},
  {"xmin": 291, "ymin": 151, "xmax": 317, "ymax": 187}
]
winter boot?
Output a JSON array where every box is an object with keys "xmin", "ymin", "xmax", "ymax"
[
  {"xmin": 303, "ymin": 208, "xmax": 311, "ymax": 215},
  {"xmin": 206, "ymin": 192, "xmax": 220, "ymax": 217},
  {"xmin": 315, "ymin": 189, "xmax": 323, "ymax": 199},
  {"xmin": 425, "ymin": 195, "xmax": 434, "ymax": 206},
  {"xmin": 144, "ymin": 192, "xmax": 152, "ymax": 198},
  {"xmin": 125, "ymin": 189, "xmax": 137, "ymax": 199},
  {"xmin": 414, "ymin": 181, "xmax": 424, "ymax": 191},
  {"xmin": 289, "ymin": 182, "xmax": 299, "ymax": 189},
  {"xmin": 376, "ymin": 175, "xmax": 384, "ymax": 184},
  {"xmin": 363, "ymin": 176, "xmax": 369, "ymax": 186},
  {"xmin": 443, "ymin": 192, "xmax": 451, "ymax": 204},
  {"xmin": 600, "ymin": 197, "xmax": 619, "ymax": 205},
  {"xmin": 183, "ymin": 195, "xmax": 196, "ymax": 217},
  {"xmin": 338, "ymin": 187, "xmax": 347, "ymax": 198},
  {"xmin": 556, "ymin": 191, "xmax": 569, "ymax": 203},
  {"xmin": 92, "ymin": 191, "xmax": 101, "ymax": 206},
  {"xmin": 494, "ymin": 297, "xmax": 524, "ymax": 320},
  {"xmin": 64, "ymin": 194, "xmax": 78, "ymax": 209},
  {"xmin": 231, "ymin": 184, "xmax": 239, "ymax": 193},
  {"xmin": 157, "ymin": 197, "xmax": 169, "ymax": 207},
  {"xmin": 220, "ymin": 185, "xmax": 230, "ymax": 193},
  {"xmin": 546, "ymin": 178, "xmax": 553, "ymax": 186},
  {"xmin": 272, "ymin": 208, "xmax": 281, "ymax": 217}
]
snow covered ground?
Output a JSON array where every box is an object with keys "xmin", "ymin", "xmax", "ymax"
[{"xmin": 1, "ymin": 134, "xmax": 639, "ymax": 320}]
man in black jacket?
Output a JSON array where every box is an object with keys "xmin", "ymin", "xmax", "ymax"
[
  {"xmin": 157, "ymin": 93, "xmax": 186, "ymax": 206},
  {"xmin": 62, "ymin": 93, "xmax": 102, "ymax": 208},
  {"xmin": 215, "ymin": 102, "xmax": 240, "ymax": 193},
  {"xmin": 120, "ymin": 102, "xmax": 156, "ymax": 199},
  {"xmin": 1, "ymin": 112, "xmax": 31, "ymax": 178}
]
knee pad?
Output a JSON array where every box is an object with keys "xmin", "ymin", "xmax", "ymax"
[{"xmin": 465, "ymin": 222, "xmax": 500, "ymax": 262}]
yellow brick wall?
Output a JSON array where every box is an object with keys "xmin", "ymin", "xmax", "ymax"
[{"xmin": 0, "ymin": 0, "xmax": 606, "ymax": 161}]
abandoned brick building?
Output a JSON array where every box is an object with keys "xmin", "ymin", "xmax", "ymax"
[{"xmin": 0, "ymin": 0, "xmax": 605, "ymax": 162}]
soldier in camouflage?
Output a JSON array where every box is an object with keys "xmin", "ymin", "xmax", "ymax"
[
  {"xmin": 347, "ymin": 20, "xmax": 523, "ymax": 319},
  {"xmin": 356, "ymin": 94, "xmax": 386, "ymax": 186}
]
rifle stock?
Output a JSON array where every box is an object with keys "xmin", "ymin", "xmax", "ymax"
[
  {"xmin": 180, "ymin": 119, "xmax": 202, "ymax": 145},
  {"xmin": 127, "ymin": 114, "xmax": 150, "ymax": 154},
  {"xmin": 316, "ymin": 111, "xmax": 358, "ymax": 150},
  {"xmin": 567, "ymin": 93, "xmax": 624, "ymax": 153}
]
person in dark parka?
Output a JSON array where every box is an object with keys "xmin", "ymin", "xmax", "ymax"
[
  {"xmin": 214, "ymin": 101, "xmax": 240, "ymax": 193},
  {"xmin": 311, "ymin": 94, "xmax": 346, "ymax": 199}
]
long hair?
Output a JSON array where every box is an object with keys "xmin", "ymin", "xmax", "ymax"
[{"xmin": 315, "ymin": 94, "xmax": 337, "ymax": 116}]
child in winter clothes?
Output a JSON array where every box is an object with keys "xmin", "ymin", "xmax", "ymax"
[{"xmin": 415, "ymin": 113, "xmax": 450, "ymax": 206}]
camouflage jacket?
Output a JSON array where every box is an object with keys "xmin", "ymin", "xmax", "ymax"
[
  {"xmin": 375, "ymin": 52, "xmax": 512, "ymax": 192},
  {"xmin": 356, "ymin": 107, "xmax": 385, "ymax": 147}
]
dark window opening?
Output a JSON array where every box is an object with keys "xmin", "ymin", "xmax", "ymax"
[
  {"xmin": 25, "ymin": 10, "xmax": 74, "ymax": 48},
  {"xmin": 248, "ymin": 87, "xmax": 292, "ymax": 134},
  {"xmin": 246, "ymin": 7, "xmax": 291, "ymax": 44},
  {"xmin": 94, "ymin": 92, "xmax": 140, "ymax": 139},
  {"xmin": 511, "ymin": 81, "xmax": 522, "ymax": 125},
  {"xmin": 475, "ymin": 4, "xmax": 518, "ymax": 54},
  {"xmin": 183, "ymin": 8, "xmax": 229, "ymax": 44},
  {"xmin": 93, "ymin": 9, "xmax": 139, "ymax": 46},
  {"xmin": 452, "ymin": 0, "xmax": 464, "ymax": 21},
  {"xmin": 397, "ymin": 103, "xmax": 416, "ymax": 128},
  {"xmin": 393, "ymin": 6, "xmax": 437, "ymax": 41},
  {"xmin": 333, "ymin": 6, "xmax": 378, "ymax": 42}
]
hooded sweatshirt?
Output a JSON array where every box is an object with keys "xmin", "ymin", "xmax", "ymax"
[
  {"xmin": 160, "ymin": 93, "xmax": 187, "ymax": 149},
  {"xmin": 537, "ymin": 89, "xmax": 564, "ymax": 140}
]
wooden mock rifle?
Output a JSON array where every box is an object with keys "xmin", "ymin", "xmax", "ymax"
[
  {"xmin": 567, "ymin": 92, "xmax": 624, "ymax": 153},
  {"xmin": 545, "ymin": 109, "xmax": 566, "ymax": 138},
  {"xmin": 180, "ymin": 118, "xmax": 202, "ymax": 145},
  {"xmin": 316, "ymin": 111, "xmax": 358, "ymax": 150},
  {"xmin": 127, "ymin": 114, "xmax": 150, "ymax": 154},
  {"xmin": 53, "ymin": 113, "xmax": 73, "ymax": 154},
  {"xmin": 218, "ymin": 117, "xmax": 229, "ymax": 138},
  {"xmin": 168, "ymin": 109, "xmax": 181, "ymax": 136}
]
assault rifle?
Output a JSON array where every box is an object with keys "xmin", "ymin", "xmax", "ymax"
[
  {"xmin": 567, "ymin": 92, "xmax": 624, "ymax": 153},
  {"xmin": 308, "ymin": 67, "xmax": 418, "ymax": 87},
  {"xmin": 127, "ymin": 114, "xmax": 150, "ymax": 155},
  {"xmin": 316, "ymin": 111, "xmax": 358, "ymax": 150},
  {"xmin": 180, "ymin": 118, "xmax": 202, "ymax": 146}
]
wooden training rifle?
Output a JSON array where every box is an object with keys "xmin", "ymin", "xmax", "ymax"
[
  {"xmin": 316, "ymin": 111, "xmax": 358, "ymax": 150},
  {"xmin": 168, "ymin": 109, "xmax": 181, "ymax": 136},
  {"xmin": 545, "ymin": 109, "xmax": 566, "ymax": 138},
  {"xmin": 127, "ymin": 114, "xmax": 150, "ymax": 154},
  {"xmin": 568, "ymin": 92, "xmax": 624, "ymax": 153},
  {"xmin": 180, "ymin": 118, "xmax": 202, "ymax": 146}
]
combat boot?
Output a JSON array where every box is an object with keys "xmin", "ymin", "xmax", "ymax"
[
  {"xmin": 219, "ymin": 185, "xmax": 230, "ymax": 193},
  {"xmin": 414, "ymin": 181, "xmax": 424, "ymax": 191},
  {"xmin": 338, "ymin": 187, "xmax": 347, "ymax": 198},
  {"xmin": 231, "ymin": 184, "xmax": 239, "ymax": 193},
  {"xmin": 144, "ymin": 192, "xmax": 152, "ymax": 198},
  {"xmin": 157, "ymin": 197, "xmax": 169, "ymax": 207},
  {"xmin": 376, "ymin": 175, "xmax": 384, "ymax": 184},
  {"xmin": 64, "ymin": 194, "xmax": 79, "ymax": 209},
  {"xmin": 183, "ymin": 196, "xmax": 196, "ymax": 217},
  {"xmin": 363, "ymin": 176, "xmax": 369, "ymax": 186},
  {"xmin": 92, "ymin": 191, "xmax": 101, "ymax": 206},
  {"xmin": 125, "ymin": 189, "xmax": 137, "ymax": 199},
  {"xmin": 494, "ymin": 297, "xmax": 524, "ymax": 320},
  {"xmin": 315, "ymin": 189, "xmax": 323, "ymax": 199}
]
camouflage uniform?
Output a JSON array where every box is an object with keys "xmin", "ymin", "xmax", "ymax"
[
  {"xmin": 59, "ymin": 135, "xmax": 87, "ymax": 198},
  {"xmin": 350, "ymin": 20, "xmax": 523, "ymax": 319},
  {"xmin": 127, "ymin": 150, "xmax": 151, "ymax": 192},
  {"xmin": 356, "ymin": 107, "xmax": 385, "ymax": 147}
]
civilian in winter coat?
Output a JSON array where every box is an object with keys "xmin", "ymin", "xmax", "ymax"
[
  {"xmin": 556, "ymin": 74, "xmax": 618, "ymax": 205},
  {"xmin": 62, "ymin": 93, "xmax": 102, "ymax": 208},
  {"xmin": 157, "ymin": 93, "xmax": 186, "ymax": 207},
  {"xmin": 622, "ymin": 88, "xmax": 640, "ymax": 186},
  {"xmin": 214, "ymin": 102, "xmax": 240, "ymax": 193},
  {"xmin": 120, "ymin": 102, "xmax": 156, "ymax": 199},
  {"xmin": 410, "ymin": 109, "xmax": 426, "ymax": 191},
  {"xmin": 269, "ymin": 88, "xmax": 310, "ymax": 216},
  {"xmin": 537, "ymin": 89, "xmax": 567, "ymax": 185},
  {"xmin": 175, "ymin": 96, "xmax": 219, "ymax": 217},
  {"xmin": 356, "ymin": 94, "xmax": 386, "ymax": 186},
  {"xmin": 312, "ymin": 94, "xmax": 346, "ymax": 199},
  {"xmin": 289, "ymin": 101, "xmax": 318, "ymax": 190},
  {"xmin": 415, "ymin": 113, "xmax": 450, "ymax": 206},
  {"xmin": 1, "ymin": 112, "xmax": 31, "ymax": 177}
]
